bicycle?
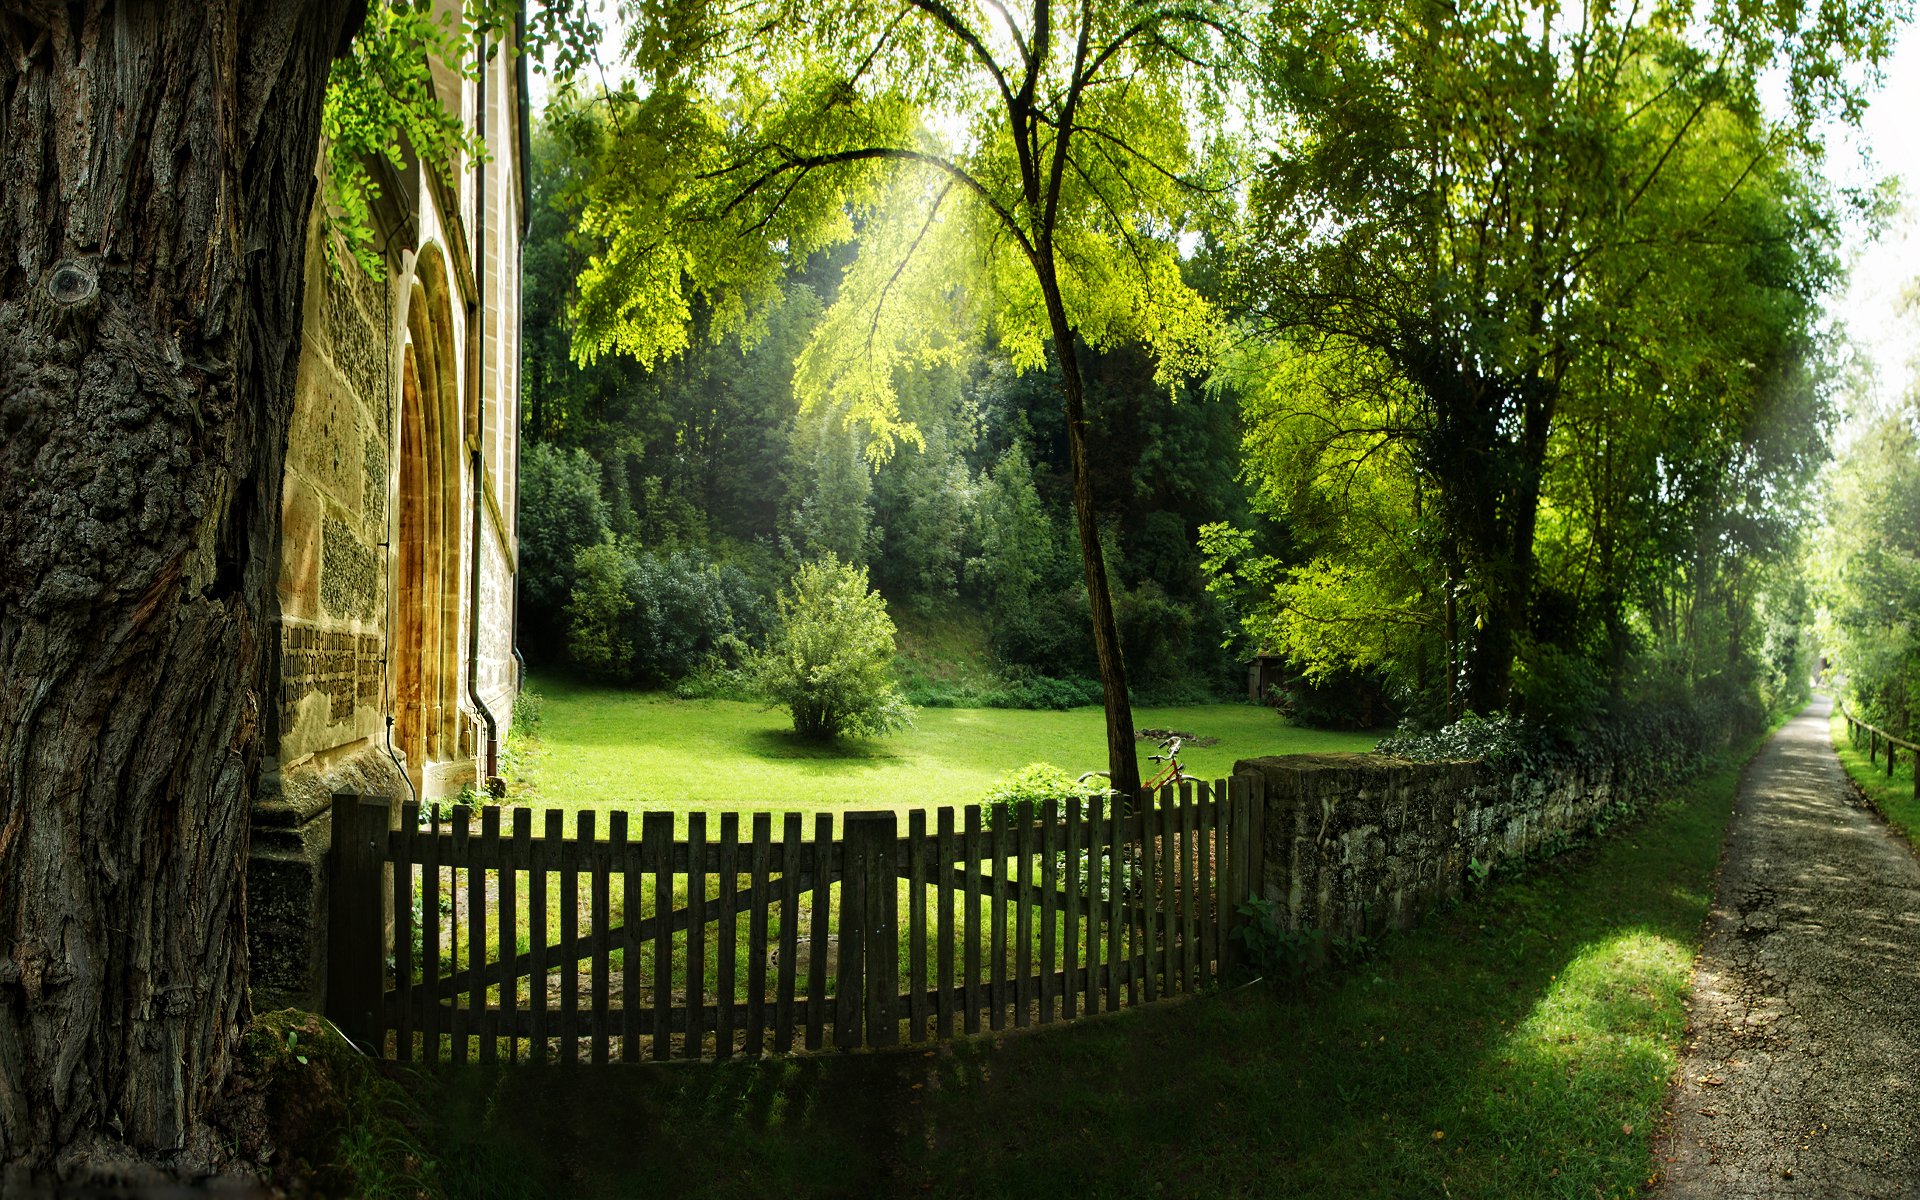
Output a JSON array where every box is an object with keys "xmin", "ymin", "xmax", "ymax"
[{"xmin": 1078, "ymin": 732, "xmax": 1195, "ymax": 793}]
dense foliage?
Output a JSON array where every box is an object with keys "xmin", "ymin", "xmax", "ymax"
[
  {"xmin": 1820, "ymin": 401, "xmax": 1920, "ymax": 735},
  {"xmin": 517, "ymin": 112, "xmax": 1251, "ymax": 709},
  {"xmin": 568, "ymin": 542, "xmax": 768, "ymax": 686},
  {"xmin": 1201, "ymin": 0, "xmax": 1880, "ymax": 731},
  {"xmin": 754, "ymin": 557, "xmax": 914, "ymax": 739},
  {"xmin": 509, "ymin": 0, "xmax": 1894, "ymax": 744}
]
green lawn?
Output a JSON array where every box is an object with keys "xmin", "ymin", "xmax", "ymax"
[
  {"xmin": 395, "ymin": 720, "xmax": 1768, "ymax": 1200},
  {"xmin": 503, "ymin": 672, "xmax": 1377, "ymax": 817},
  {"xmin": 1828, "ymin": 705, "xmax": 1920, "ymax": 846}
]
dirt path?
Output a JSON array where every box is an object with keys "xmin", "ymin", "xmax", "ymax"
[{"xmin": 1658, "ymin": 695, "xmax": 1920, "ymax": 1197}]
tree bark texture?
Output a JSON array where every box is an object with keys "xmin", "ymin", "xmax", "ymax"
[
  {"xmin": 1038, "ymin": 267, "xmax": 1141, "ymax": 802},
  {"xmin": 0, "ymin": 0, "xmax": 361, "ymax": 1179},
  {"xmin": 1408, "ymin": 351, "xmax": 1560, "ymax": 718}
]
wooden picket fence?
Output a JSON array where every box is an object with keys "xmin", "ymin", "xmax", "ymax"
[
  {"xmin": 325, "ymin": 779, "xmax": 1268, "ymax": 1063},
  {"xmin": 1838, "ymin": 698, "xmax": 1919, "ymax": 800}
]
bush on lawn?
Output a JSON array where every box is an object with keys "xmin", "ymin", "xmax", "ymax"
[
  {"xmin": 754, "ymin": 555, "xmax": 913, "ymax": 739},
  {"xmin": 979, "ymin": 762, "xmax": 1110, "ymax": 824}
]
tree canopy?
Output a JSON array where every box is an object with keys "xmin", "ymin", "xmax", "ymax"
[
  {"xmin": 1206, "ymin": 0, "xmax": 1887, "ymax": 725},
  {"xmin": 549, "ymin": 0, "xmax": 1270, "ymax": 792}
]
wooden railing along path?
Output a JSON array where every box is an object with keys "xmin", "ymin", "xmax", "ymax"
[
  {"xmin": 326, "ymin": 780, "xmax": 1267, "ymax": 1063},
  {"xmin": 1838, "ymin": 697, "xmax": 1919, "ymax": 800}
]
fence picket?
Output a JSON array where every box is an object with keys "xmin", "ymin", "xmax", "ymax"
[
  {"xmin": 716, "ymin": 813, "xmax": 739, "ymax": 1059},
  {"xmin": 963, "ymin": 805, "xmax": 983, "ymax": 1035},
  {"xmin": 1063, "ymin": 796, "xmax": 1082, "ymax": 1022},
  {"xmin": 421, "ymin": 806, "xmax": 442, "ymax": 1062},
  {"xmin": 776, "ymin": 814, "xmax": 802, "ymax": 1053},
  {"xmin": 611, "ymin": 812, "xmax": 635, "ymax": 1064},
  {"xmin": 506, "ymin": 808, "xmax": 528, "ymax": 1063},
  {"xmin": 1175, "ymin": 783, "xmax": 1190, "ymax": 990},
  {"xmin": 1090, "ymin": 794, "xmax": 1105, "ymax": 1013},
  {"xmin": 747, "ymin": 814, "xmax": 773, "ymax": 1056},
  {"xmin": 936, "ymin": 807, "xmax": 956, "ymax": 1040},
  {"xmin": 807, "ymin": 814, "xmax": 831, "ymax": 1051},
  {"xmin": 834, "ymin": 814, "xmax": 865, "ymax": 1049},
  {"xmin": 477, "ymin": 807, "xmax": 500, "ymax": 1064},
  {"xmin": 531, "ymin": 810, "xmax": 555, "ymax": 1063},
  {"xmin": 449, "ymin": 814, "xmax": 471, "ymax": 1065},
  {"xmin": 584, "ymin": 811, "xmax": 608, "ymax": 1066},
  {"xmin": 1014, "ymin": 806, "xmax": 1033, "ymax": 1028},
  {"xmin": 1139, "ymin": 795, "xmax": 1158, "ymax": 1004},
  {"xmin": 559, "ymin": 813, "xmax": 580, "ymax": 1064},
  {"xmin": 686, "ymin": 813, "xmax": 708, "ymax": 1059},
  {"xmin": 395, "ymin": 803, "xmax": 417, "ymax": 1061},
  {"xmin": 645, "ymin": 812, "xmax": 673, "ymax": 1061},
  {"xmin": 1105, "ymin": 797, "xmax": 1123, "ymax": 1013},
  {"xmin": 907, "ymin": 809, "xmax": 928, "ymax": 1043},
  {"xmin": 1039, "ymin": 799, "xmax": 1058, "ymax": 1024},
  {"xmin": 1199, "ymin": 783, "xmax": 1217, "ymax": 987},
  {"xmin": 1126, "ymin": 794, "xmax": 1141, "ymax": 1008},
  {"xmin": 989, "ymin": 804, "xmax": 1008, "ymax": 1032}
]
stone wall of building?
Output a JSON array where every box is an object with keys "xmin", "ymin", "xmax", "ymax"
[
  {"xmin": 1234, "ymin": 750, "xmax": 1624, "ymax": 940},
  {"xmin": 251, "ymin": 210, "xmax": 413, "ymax": 1013},
  {"xmin": 249, "ymin": 38, "xmax": 524, "ymax": 1012}
]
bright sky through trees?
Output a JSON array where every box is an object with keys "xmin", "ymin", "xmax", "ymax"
[{"xmin": 1834, "ymin": 23, "xmax": 1920, "ymax": 410}]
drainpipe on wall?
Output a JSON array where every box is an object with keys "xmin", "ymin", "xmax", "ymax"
[
  {"xmin": 466, "ymin": 32, "xmax": 500, "ymax": 788},
  {"xmin": 512, "ymin": 1, "xmax": 530, "ymax": 692}
]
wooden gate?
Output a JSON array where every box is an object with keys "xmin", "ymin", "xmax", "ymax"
[{"xmin": 326, "ymin": 780, "xmax": 1266, "ymax": 1062}]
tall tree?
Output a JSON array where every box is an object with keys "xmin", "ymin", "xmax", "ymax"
[
  {"xmin": 1820, "ymin": 400, "xmax": 1920, "ymax": 734},
  {"xmin": 565, "ymin": 0, "xmax": 1249, "ymax": 795},
  {"xmin": 0, "ymin": 1, "xmax": 365, "ymax": 1175},
  {"xmin": 1238, "ymin": 0, "xmax": 1887, "ymax": 716}
]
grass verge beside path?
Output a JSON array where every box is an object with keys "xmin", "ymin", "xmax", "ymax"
[
  {"xmin": 506, "ymin": 672, "xmax": 1377, "ymax": 816},
  {"xmin": 1828, "ymin": 706, "xmax": 1920, "ymax": 845},
  {"xmin": 406, "ymin": 725, "xmax": 1772, "ymax": 1200}
]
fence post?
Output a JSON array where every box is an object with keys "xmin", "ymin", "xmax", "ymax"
[
  {"xmin": 325, "ymin": 794, "xmax": 390, "ymax": 1052},
  {"xmin": 833, "ymin": 817, "xmax": 866, "ymax": 1048},
  {"xmin": 843, "ymin": 812, "xmax": 899, "ymax": 1048},
  {"xmin": 1222, "ymin": 776, "xmax": 1253, "ymax": 976}
]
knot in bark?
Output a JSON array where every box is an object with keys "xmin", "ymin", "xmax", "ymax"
[{"xmin": 46, "ymin": 260, "xmax": 99, "ymax": 310}]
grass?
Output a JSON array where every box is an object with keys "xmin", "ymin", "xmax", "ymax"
[
  {"xmin": 504, "ymin": 671, "xmax": 1377, "ymax": 818},
  {"xmin": 1828, "ymin": 705, "xmax": 1920, "ymax": 845},
  {"xmin": 397, "ymin": 723, "xmax": 1772, "ymax": 1200}
]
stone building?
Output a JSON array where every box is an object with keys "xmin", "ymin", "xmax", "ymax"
[{"xmin": 248, "ymin": 27, "xmax": 527, "ymax": 1009}]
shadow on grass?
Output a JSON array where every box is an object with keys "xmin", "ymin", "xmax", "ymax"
[
  {"xmin": 406, "ymin": 737, "xmax": 1755, "ymax": 1200},
  {"xmin": 741, "ymin": 728, "xmax": 906, "ymax": 763}
]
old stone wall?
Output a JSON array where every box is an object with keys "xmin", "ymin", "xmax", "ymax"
[
  {"xmin": 250, "ymin": 38, "xmax": 525, "ymax": 1011},
  {"xmin": 1234, "ymin": 750, "xmax": 1623, "ymax": 940}
]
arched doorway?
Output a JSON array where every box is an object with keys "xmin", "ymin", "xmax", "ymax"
[{"xmin": 393, "ymin": 244, "xmax": 462, "ymax": 795}]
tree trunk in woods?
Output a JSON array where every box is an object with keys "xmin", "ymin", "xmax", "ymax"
[
  {"xmin": 0, "ymin": 0, "xmax": 362, "ymax": 1180},
  {"xmin": 1037, "ymin": 265, "xmax": 1140, "ymax": 802}
]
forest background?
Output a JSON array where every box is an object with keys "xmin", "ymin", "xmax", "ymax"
[{"xmin": 512, "ymin": 0, "xmax": 1889, "ymax": 747}]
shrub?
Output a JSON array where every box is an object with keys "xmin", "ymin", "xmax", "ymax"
[
  {"xmin": 566, "ymin": 541, "xmax": 769, "ymax": 685},
  {"xmin": 979, "ymin": 762, "xmax": 1110, "ymax": 822},
  {"xmin": 754, "ymin": 556, "xmax": 913, "ymax": 739},
  {"xmin": 567, "ymin": 541, "xmax": 639, "ymax": 678},
  {"xmin": 519, "ymin": 442, "xmax": 611, "ymax": 616},
  {"xmin": 982, "ymin": 674, "xmax": 1104, "ymax": 709}
]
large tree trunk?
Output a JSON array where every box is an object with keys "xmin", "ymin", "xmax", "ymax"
[
  {"xmin": 0, "ymin": 0, "xmax": 361, "ymax": 1181},
  {"xmin": 1037, "ymin": 266, "xmax": 1140, "ymax": 801}
]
